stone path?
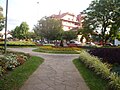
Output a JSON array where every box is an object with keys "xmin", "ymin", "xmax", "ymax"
[{"xmin": 8, "ymin": 48, "xmax": 89, "ymax": 90}]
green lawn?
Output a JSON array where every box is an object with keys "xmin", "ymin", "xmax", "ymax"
[
  {"xmin": 0, "ymin": 56, "xmax": 44, "ymax": 90},
  {"xmin": 73, "ymin": 58, "xmax": 109, "ymax": 90}
]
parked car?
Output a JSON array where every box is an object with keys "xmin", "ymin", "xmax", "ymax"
[
  {"xmin": 86, "ymin": 42, "xmax": 96, "ymax": 46},
  {"xmin": 105, "ymin": 43, "xmax": 113, "ymax": 46},
  {"xmin": 67, "ymin": 40, "xmax": 81, "ymax": 47}
]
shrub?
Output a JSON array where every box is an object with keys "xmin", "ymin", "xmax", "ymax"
[
  {"xmin": 109, "ymin": 72, "xmax": 120, "ymax": 90},
  {"xmin": 0, "ymin": 41, "xmax": 35, "ymax": 47},
  {"xmin": 0, "ymin": 53, "xmax": 28, "ymax": 76},
  {"xmin": 0, "ymin": 66, "xmax": 2, "ymax": 76},
  {"xmin": 4, "ymin": 53, "xmax": 20, "ymax": 70},
  {"xmin": 111, "ymin": 65, "xmax": 120, "ymax": 75},
  {"xmin": 80, "ymin": 51, "xmax": 111, "ymax": 79},
  {"xmin": 79, "ymin": 50, "xmax": 120, "ymax": 90},
  {"xmin": 0, "ymin": 57, "xmax": 7, "ymax": 75},
  {"xmin": 16, "ymin": 55, "xmax": 27, "ymax": 65},
  {"xmin": 88, "ymin": 48, "xmax": 120, "ymax": 64}
]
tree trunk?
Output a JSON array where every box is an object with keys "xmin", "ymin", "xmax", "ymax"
[
  {"xmin": 60, "ymin": 40, "xmax": 64, "ymax": 47},
  {"xmin": 55, "ymin": 40, "xmax": 58, "ymax": 47}
]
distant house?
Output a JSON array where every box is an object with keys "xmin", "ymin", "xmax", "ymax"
[
  {"xmin": 0, "ymin": 30, "xmax": 12, "ymax": 39},
  {"xmin": 50, "ymin": 12, "xmax": 82, "ymax": 31}
]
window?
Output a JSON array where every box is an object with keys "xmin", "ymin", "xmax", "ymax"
[{"xmin": 68, "ymin": 18, "xmax": 70, "ymax": 20}]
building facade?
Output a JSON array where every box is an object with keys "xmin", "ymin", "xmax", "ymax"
[{"xmin": 50, "ymin": 12, "xmax": 82, "ymax": 31}]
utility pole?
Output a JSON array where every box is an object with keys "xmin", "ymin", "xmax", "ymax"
[{"xmin": 4, "ymin": 0, "xmax": 8, "ymax": 54}]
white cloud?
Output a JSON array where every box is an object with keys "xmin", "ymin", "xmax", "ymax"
[{"xmin": 0, "ymin": 0, "xmax": 93, "ymax": 31}]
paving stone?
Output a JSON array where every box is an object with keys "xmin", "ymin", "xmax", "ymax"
[
  {"xmin": 46, "ymin": 87, "xmax": 55, "ymax": 90},
  {"xmin": 53, "ymin": 84, "xmax": 66, "ymax": 90},
  {"xmin": 66, "ymin": 86, "xmax": 77, "ymax": 90},
  {"xmin": 24, "ymin": 76, "xmax": 42, "ymax": 84},
  {"xmin": 8, "ymin": 48, "xmax": 90, "ymax": 90}
]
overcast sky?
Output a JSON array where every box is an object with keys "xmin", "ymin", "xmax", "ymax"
[{"xmin": 0, "ymin": 0, "xmax": 93, "ymax": 31}]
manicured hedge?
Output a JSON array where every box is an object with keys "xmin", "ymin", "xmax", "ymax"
[
  {"xmin": 0, "ymin": 41, "xmax": 35, "ymax": 47},
  {"xmin": 88, "ymin": 48, "xmax": 120, "ymax": 64},
  {"xmin": 79, "ymin": 51, "xmax": 120, "ymax": 90}
]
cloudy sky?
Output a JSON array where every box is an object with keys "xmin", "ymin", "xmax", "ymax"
[{"xmin": 0, "ymin": 0, "xmax": 93, "ymax": 31}]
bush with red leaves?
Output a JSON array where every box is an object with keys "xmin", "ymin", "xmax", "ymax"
[{"xmin": 88, "ymin": 48, "xmax": 120, "ymax": 64}]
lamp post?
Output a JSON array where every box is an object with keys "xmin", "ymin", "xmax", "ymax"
[
  {"xmin": 37, "ymin": 1, "xmax": 39, "ymax": 20},
  {"xmin": 4, "ymin": 0, "xmax": 8, "ymax": 54}
]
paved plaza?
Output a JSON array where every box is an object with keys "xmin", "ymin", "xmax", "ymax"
[{"xmin": 8, "ymin": 48, "xmax": 89, "ymax": 90}]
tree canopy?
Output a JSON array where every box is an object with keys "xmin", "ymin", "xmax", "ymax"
[
  {"xmin": 33, "ymin": 17, "xmax": 63, "ymax": 41},
  {"xmin": 27, "ymin": 31, "xmax": 37, "ymax": 40},
  {"xmin": 12, "ymin": 22, "xmax": 29, "ymax": 39},
  {"xmin": 63, "ymin": 30, "xmax": 77, "ymax": 41},
  {"xmin": 0, "ymin": 6, "xmax": 4, "ymax": 31},
  {"xmin": 82, "ymin": 0, "xmax": 120, "ymax": 44}
]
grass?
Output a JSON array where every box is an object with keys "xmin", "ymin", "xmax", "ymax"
[
  {"xmin": 33, "ymin": 46, "xmax": 81, "ymax": 54},
  {"xmin": 73, "ymin": 58, "xmax": 109, "ymax": 90},
  {"xmin": 0, "ymin": 56, "xmax": 44, "ymax": 90}
]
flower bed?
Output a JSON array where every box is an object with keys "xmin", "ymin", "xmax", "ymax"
[
  {"xmin": 40, "ymin": 45, "xmax": 80, "ymax": 51},
  {"xmin": 0, "ymin": 41, "xmax": 35, "ymax": 46},
  {"xmin": 79, "ymin": 51, "xmax": 120, "ymax": 90},
  {"xmin": 0, "ymin": 52, "xmax": 29, "ymax": 76},
  {"xmin": 33, "ymin": 45, "xmax": 81, "ymax": 54}
]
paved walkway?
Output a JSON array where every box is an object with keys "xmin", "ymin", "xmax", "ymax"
[{"xmin": 8, "ymin": 48, "xmax": 89, "ymax": 90}]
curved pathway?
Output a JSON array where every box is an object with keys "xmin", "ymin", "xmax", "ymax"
[{"xmin": 8, "ymin": 48, "xmax": 89, "ymax": 90}]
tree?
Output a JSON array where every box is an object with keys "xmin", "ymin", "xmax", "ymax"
[
  {"xmin": 0, "ymin": 6, "xmax": 4, "ymax": 31},
  {"xmin": 82, "ymin": 0, "xmax": 120, "ymax": 45},
  {"xmin": 27, "ymin": 32, "xmax": 37, "ymax": 40},
  {"xmin": 19, "ymin": 22, "xmax": 29, "ymax": 39},
  {"xmin": 33, "ymin": 17, "xmax": 63, "ymax": 42},
  {"xmin": 78, "ymin": 28, "xmax": 93, "ymax": 42},
  {"xmin": 63, "ymin": 30, "xmax": 77, "ymax": 42},
  {"xmin": 11, "ymin": 26, "xmax": 20, "ymax": 38},
  {"xmin": 117, "ymin": 32, "xmax": 120, "ymax": 40},
  {"xmin": 12, "ymin": 22, "xmax": 29, "ymax": 39}
]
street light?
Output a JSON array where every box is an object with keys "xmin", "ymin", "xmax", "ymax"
[
  {"xmin": 37, "ymin": 1, "xmax": 39, "ymax": 20},
  {"xmin": 4, "ymin": 0, "xmax": 8, "ymax": 54}
]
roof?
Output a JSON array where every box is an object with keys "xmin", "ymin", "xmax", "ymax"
[{"xmin": 50, "ymin": 12, "xmax": 75, "ymax": 19}]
